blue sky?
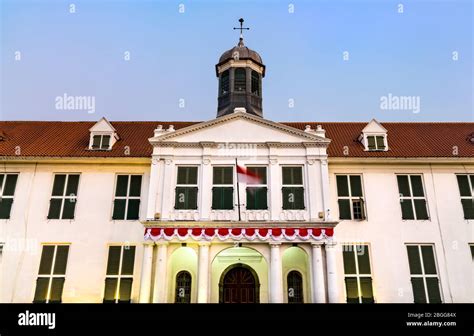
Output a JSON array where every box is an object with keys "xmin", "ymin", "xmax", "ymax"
[{"xmin": 1, "ymin": 0, "xmax": 472, "ymax": 122}]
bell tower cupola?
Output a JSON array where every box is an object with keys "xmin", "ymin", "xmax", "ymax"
[{"xmin": 215, "ymin": 18, "xmax": 265, "ymax": 118}]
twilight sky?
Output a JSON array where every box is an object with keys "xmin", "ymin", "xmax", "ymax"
[{"xmin": 1, "ymin": 0, "xmax": 472, "ymax": 122}]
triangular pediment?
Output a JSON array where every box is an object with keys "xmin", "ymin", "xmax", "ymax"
[
  {"xmin": 149, "ymin": 112, "xmax": 330, "ymax": 144},
  {"xmin": 362, "ymin": 119, "xmax": 387, "ymax": 133},
  {"xmin": 89, "ymin": 117, "xmax": 116, "ymax": 132}
]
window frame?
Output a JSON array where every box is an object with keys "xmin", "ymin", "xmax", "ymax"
[
  {"xmin": 335, "ymin": 174, "xmax": 366, "ymax": 220},
  {"xmin": 0, "ymin": 173, "xmax": 19, "ymax": 219},
  {"xmin": 455, "ymin": 174, "xmax": 474, "ymax": 220},
  {"xmin": 365, "ymin": 134, "xmax": 387, "ymax": 151},
  {"xmin": 405, "ymin": 244, "xmax": 443, "ymax": 303},
  {"xmin": 91, "ymin": 134, "xmax": 111, "ymax": 150},
  {"xmin": 220, "ymin": 69, "xmax": 230, "ymax": 96},
  {"xmin": 174, "ymin": 270, "xmax": 192, "ymax": 304},
  {"xmin": 342, "ymin": 244, "xmax": 375, "ymax": 304},
  {"xmin": 397, "ymin": 174, "xmax": 430, "ymax": 221},
  {"xmin": 211, "ymin": 166, "xmax": 234, "ymax": 210},
  {"xmin": 234, "ymin": 67, "xmax": 246, "ymax": 92},
  {"xmin": 34, "ymin": 244, "xmax": 70, "ymax": 303},
  {"xmin": 174, "ymin": 166, "xmax": 199, "ymax": 210},
  {"xmin": 245, "ymin": 166, "xmax": 268, "ymax": 211},
  {"xmin": 103, "ymin": 244, "xmax": 136, "ymax": 304},
  {"xmin": 47, "ymin": 173, "xmax": 80, "ymax": 220},
  {"xmin": 281, "ymin": 166, "xmax": 305, "ymax": 210},
  {"xmin": 286, "ymin": 270, "xmax": 304, "ymax": 303},
  {"xmin": 112, "ymin": 174, "xmax": 143, "ymax": 220}
]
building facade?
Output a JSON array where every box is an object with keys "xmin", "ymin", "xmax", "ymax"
[{"xmin": 0, "ymin": 37, "xmax": 473, "ymax": 304}]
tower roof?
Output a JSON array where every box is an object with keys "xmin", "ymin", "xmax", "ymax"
[{"xmin": 218, "ymin": 39, "xmax": 264, "ymax": 65}]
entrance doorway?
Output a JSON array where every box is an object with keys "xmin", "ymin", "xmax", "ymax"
[{"xmin": 219, "ymin": 264, "xmax": 259, "ymax": 303}]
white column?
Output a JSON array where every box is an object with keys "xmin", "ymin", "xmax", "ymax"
[
  {"xmin": 320, "ymin": 159, "xmax": 331, "ymax": 220},
  {"xmin": 200, "ymin": 160, "xmax": 212, "ymax": 220},
  {"xmin": 197, "ymin": 243, "xmax": 210, "ymax": 303},
  {"xmin": 269, "ymin": 243, "xmax": 284, "ymax": 303},
  {"xmin": 160, "ymin": 159, "xmax": 174, "ymax": 220},
  {"xmin": 154, "ymin": 159, "xmax": 165, "ymax": 219},
  {"xmin": 305, "ymin": 160, "xmax": 320, "ymax": 221},
  {"xmin": 268, "ymin": 158, "xmax": 281, "ymax": 221},
  {"xmin": 146, "ymin": 157, "xmax": 161, "ymax": 220},
  {"xmin": 152, "ymin": 242, "xmax": 168, "ymax": 303},
  {"xmin": 138, "ymin": 243, "xmax": 154, "ymax": 303},
  {"xmin": 311, "ymin": 243, "xmax": 326, "ymax": 303},
  {"xmin": 326, "ymin": 243, "xmax": 339, "ymax": 303}
]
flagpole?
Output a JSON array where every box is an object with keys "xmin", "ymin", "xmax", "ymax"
[{"xmin": 235, "ymin": 158, "xmax": 242, "ymax": 221}]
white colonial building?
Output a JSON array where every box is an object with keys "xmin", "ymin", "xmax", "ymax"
[{"xmin": 0, "ymin": 35, "xmax": 473, "ymax": 304}]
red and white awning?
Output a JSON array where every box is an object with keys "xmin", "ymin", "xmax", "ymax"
[{"xmin": 144, "ymin": 227, "xmax": 334, "ymax": 242}]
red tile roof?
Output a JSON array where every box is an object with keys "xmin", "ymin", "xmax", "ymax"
[{"xmin": 0, "ymin": 121, "xmax": 472, "ymax": 158}]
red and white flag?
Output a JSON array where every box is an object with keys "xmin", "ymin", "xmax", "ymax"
[{"xmin": 236, "ymin": 165, "xmax": 262, "ymax": 184}]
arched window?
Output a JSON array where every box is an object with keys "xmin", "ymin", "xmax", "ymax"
[
  {"xmin": 287, "ymin": 271, "xmax": 304, "ymax": 303},
  {"xmin": 251, "ymin": 70, "xmax": 260, "ymax": 96},
  {"xmin": 175, "ymin": 271, "xmax": 192, "ymax": 303},
  {"xmin": 220, "ymin": 70, "xmax": 229, "ymax": 95},
  {"xmin": 234, "ymin": 68, "xmax": 246, "ymax": 92}
]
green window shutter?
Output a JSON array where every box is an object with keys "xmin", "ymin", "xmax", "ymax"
[
  {"xmin": 126, "ymin": 199, "xmax": 140, "ymax": 220},
  {"xmin": 102, "ymin": 135, "xmax": 110, "ymax": 149},
  {"xmin": 360, "ymin": 277, "xmax": 374, "ymax": 303},
  {"xmin": 400, "ymin": 199, "xmax": 415, "ymax": 220},
  {"xmin": 52, "ymin": 175, "xmax": 66, "ymax": 196},
  {"xmin": 61, "ymin": 198, "xmax": 76, "ymax": 219},
  {"xmin": 411, "ymin": 278, "xmax": 427, "ymax": 303},
  {"xmin": 0, "ymin": 199, "xmax": 13, "ymax": 219},
  {"xmin": 376, "ymin": 136, "xmax": 385, "ymax": 150},
  {"xmin": 3, "ymin": 174, "xmax": 18, "ymax": 196},
  {"xmin": 92, "ymin": 135, "xmax": 101, "ymax": 149},
  {"xmin": 342, "ymin": 247, "xmax": 356, "ymax": 274},
  {"xmin": 103, "ymin": 278, "xmax": 118, "ymax": 303},
  {"xmin": 53, "ymin": 246, "xmax": 69, "ymax": 275},
  {"xmin": 461, "ymin": 199, "xmax": 474, "ymax": 219},
  {"xmin": 212, "ymin": 187, "xmax": 234, "ymax": 210},
  {"xmin": 38, "ymin": 245, "xmax": 55, "ymax": 274},
  {"xmin": 33, "ymin": 278, "xmax": 49, "ymax": 303},
  {"xmin": 456, "ymin": 175, "xmax": 471, "ymax": 196},
  {"xmin": 175, "ymin": 187, "xmax": 198, "ymax": 210},
  {"xmin": 425, "ymin": 278, "xmax": 442, "ymax": 303},
  {"xmin": 350, "ymin": 175, "xmax": 362, "ymax": 197},
  {"xmin": 336, "ymin": 176, "xmax": 349, "ymax": 197},
  {"xmin": 65, "ymin": 175, "xmax": 79, "ymax": 196},
  {"xmin": 129, "ymin": 175, "xmax": 142, "ymax": 197},
  {"xmin": 187, "ymin": 187, "xmax": 198, "ymax": 209},
  {"xmin": 49, "ymin": 278, "xmax": 65, "ymax": 303},
  {"xmin": 282, "ymin": 187, "xmax": 304, "ymax": 210},
  {"xmin": 367, "ymin": 136, "xmax": 376, "ymax": 150},
  {"xmin": 112, "ymin": 199, "xmax": 126, "ymax": 220},
  {"xmin": 420, "ymin": 246, "xmax": 437, "ymax": 275},
  {"xmin": 397, "ymin": 175, "xmax": 411, "ymax": 197},
  {"xmin": 121, "ymin": 246, "xmax": 136, "ymax": 275},
  {"xmin": 106, "ymin": 246, "xmax": 121, "ymax": 275},
  {"xmin": 344, "ymin": 277, "xmax": 359, "ymax": 303},
  {"xmin": 338, "ymin": 199, "xmax": 351, "ymax": 219},
  {"xmin": 119, "ymin": 278, "xmax": 133, "ymax": 303},
  {"xmin": 357, "ymin": 245, "xmax": 371, "ymax": 274},
  {"xmin": 246, "ymin": 187, "xmax": 267, "ymax": 210},
  {"xmin": 406, "ymin": 246, "xmax": 422, "ymax": 275},
  {"xmin": 410, "ymin": 176, "xmax": 424, "ymax": 197},
  {"xmin": 47, "ymin": 199, "xmax": 62, "ymax": 219},
  {"xmin": 414, "ymin": 199, "xmax": 428, "ymax": 220},
  {"xmin": 115, "ymin": 175, "xmax": 129, "ymax": 197}
]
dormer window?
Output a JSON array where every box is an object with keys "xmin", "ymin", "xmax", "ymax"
[
  {"xmin": 89, "ymin": 117, "xmax": 119, "ymax": 151},
  {"xmin": 359, "ymin": 119, "xmax": 388, "ymax": 152},
  {"xmin": 92, "ymin": 134, "xmax": 111, "ymax": 150}
]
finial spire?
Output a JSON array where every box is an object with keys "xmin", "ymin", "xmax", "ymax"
[{"xmin": 233, "ymin": 18, "xmax": 249, "ymax": 46}]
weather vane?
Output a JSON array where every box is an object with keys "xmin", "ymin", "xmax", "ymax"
[{"xmin": 233, "ymin": 18, "xmax": 249, "ymax": 39}]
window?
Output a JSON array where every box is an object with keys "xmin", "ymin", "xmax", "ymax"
[
  {"xmin": 406, "ymin": 244, "xmax": 442, "ymax": 303},
  {"xmin": 282, "ymin": 167, "xmax": 304, "ymax": 210},
  {"xmin": 336, "ymin": 175, "xmax": 365, "ymax": 220},
  {"xmin": 91, "ymin": 135, "xmax": 111, "ymax": 150},
  {"xmin": 175, "ymin": 167, "xmax": 198, "ymax": 210},
  {"xmin": 47, "ymin": 174, "xmax": 79, "ymax": 220},
  {"xmin": 33, "ymin": 245, "xmax": 69, "ymax": 303},
  {"xmin": 470, "ymin": 244, "xmax": 474, "ymax": 260},
  {"xmin": 220, "ymin": 70, "xmax": 230, "ymax": 95},
  {"xmin": 287, "ymin": 271, "xmax": 304, "ymax": 303},
  {"xmin": 175, "ymin": 271, "xmax": 192, "ymax": 303},
  {"xmin": 234, "ymin": 68, "xmax": 246, "ymax": 92},
  {"xmin": 251, "ymin": 70, "xmax": 260, "ymax": 96},
  {"xmin": 0, "ymin": 174, "xmax": 18, "ymax": 219},
  {"xmin": 246, "ymin": 167, "xmax": 267, "ymax": 210},
  {"xmin": 397, "ymin": 175, "xmax": 429, "ymax": 220},
  {"xmin": 212, "ymin": 167, "xmax": 234, "ymax": 210},
  {"xmin": 367, "ymin": 135, "xmax": 386, "ymax": 151},
  {"xmin": 112, "ymin": 175, "xmax": 142, "ymax": 220},
  {"xmin": 103, "ymin": 245, "xmax": 135, "ymax": 303},
  {"xmin": 342, "ymin": 244, "xmax": 374, "ymax": 303},
  {"xmin": 456, "ymin": 175, "xmax": 474, "ymax": 219}
]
